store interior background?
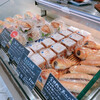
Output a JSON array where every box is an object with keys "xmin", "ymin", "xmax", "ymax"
[{"xmin": 0, "ymin": 0, "xmax": 41, "ymax": 20}]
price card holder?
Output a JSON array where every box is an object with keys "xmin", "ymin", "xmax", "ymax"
[
  {"xmin": 0, "ymin": 28, "xmax": 11, "ymax": 52},
  {"xmin": 17, "ymin": 54, "xmax": 41, "ymax": 90},
  {"xmin": 42, "ymin": 74, "xmax": 77, "ymax": 100},
  {"xmin": 8, "ymin": 38, "xmax": 29, "ymax": 65}
]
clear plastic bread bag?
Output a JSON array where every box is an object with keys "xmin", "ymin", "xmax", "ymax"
[
  {"xmin": 35, "ymin": 15, "xmax": 46, "ymax": 27},
  {"xmin": 40, "ymin": 23, "xmax": 54, "ymax": 38},
  {"xmin": 17, "ymin": 20, "xmax": 32, "ymax": 34},
  {"xmin": 27, "ymin": 27, "xmax": 41, "ymax": 42}
]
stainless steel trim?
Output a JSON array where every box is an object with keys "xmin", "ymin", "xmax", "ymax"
[
  {"xmin": 85, "ymin": 87, "xmax": 100, "ymax": 100},
  {"xmin": 36, "ymin": 0, "xmax": 100, "ymax": 31},
  {"xmin": 36, "ymin": 0, "xmax": 70, "ymax": 13},
  {"xmin": 70, "ymin": 9, "xmax": 100, "ymax": 24},
  {"xmin": 36, "ymin": 0, "xmax": 100, "ymax": 23}
]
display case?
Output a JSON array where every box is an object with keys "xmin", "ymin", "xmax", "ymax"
[
  {"xmin": 0, "ymin": 0, "xmax": 100, "ymax": 100},
  {"xmin": 35, "ymin": 0, "xmax": 100, "ymax": 99}
]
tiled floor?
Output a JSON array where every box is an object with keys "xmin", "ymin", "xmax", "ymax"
[{"xmin": 0, "ymin": 64, "xmax": 22, "ymax": 100}]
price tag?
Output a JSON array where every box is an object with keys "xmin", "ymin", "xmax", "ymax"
[
  {"xmin": 42, "ymin": 74, "xmax": 77, "ymax": 100},
  {"xmin": 61, "ymin": 7, "xmax": 70, "ymax": 14},
  {"xmin": 10, "ymin": 31, "xmax": 18, "ymax": 38},
  {"xmin": 8, "ymin": 38, "xmax": 29, "ymax": 64},
  {"xmin": 17, "ymin": 54, "xmax": 41, "ymax": 90},
  {"xmin": 0, "ymin": 28, "xmax": 11, "ymax": 48}
]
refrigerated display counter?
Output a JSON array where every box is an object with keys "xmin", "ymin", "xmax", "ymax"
[{"xmin": 0, "ymin": 0, "xmax": 100, "ymax": 100}]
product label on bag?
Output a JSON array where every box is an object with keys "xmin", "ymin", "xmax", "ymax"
[
  {"xmin": 17, "ymin": 54, "xmax": 41, "ymax": 90},
  {"xmin": 0, "ymin": 28, "xmax": 11, "ymax": 48},
  {"xmin": 10, "ymin": 31, "xmax": 18, "ymax": 38},
  {"xmin": 8, "ymin": 38, "xmax": 29, "ymax": 64},
  {"xmin": 42, "ymin": 74, "xmax": 77, "ymax": 100}
]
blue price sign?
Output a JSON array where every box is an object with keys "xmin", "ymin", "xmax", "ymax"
[
  {"xmin": 17, "ymin": 54, "xmax": 41, "ymax": 90},
  {"xmin": 42, "ymin": 74, "xmax": 77, "ymax": 100},
  {"xmin": 8, "ymin": 39, "xmax": 29, "ymax": 64},
  {"xmin": 0, "ymin": 28, "xmax": 11, "ymax": 48}
]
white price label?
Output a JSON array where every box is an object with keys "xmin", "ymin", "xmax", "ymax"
[{"xmin": 61, "ymin": 7, "xmax": 70, "ymax": 14}]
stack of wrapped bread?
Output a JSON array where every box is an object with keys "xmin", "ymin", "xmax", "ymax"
[{"xmin": 0, "ymin": 11, "xmax": 65, "ymax": 45}]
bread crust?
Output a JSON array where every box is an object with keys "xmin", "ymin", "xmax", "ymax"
[
  {"xmin": 0, "ymin": 29, "xmax": 3, "ymax": 33},
  {"xmin": 0, "ymin": 20, "xmax": 4, "ymax": 25},
  {"xmin": 75, "ymin": 47, "xmax": 97, "ymax": 60},
  {"xmin": 69, "ymin": 65, "xmax": 100, "ymax": 75},
  {"xmin": 21, "ymin": 21, "xmax": 31, "ymax": 28},
  {"xmin": 51, "ymin": 21, "xmax": 60, "ymax": 28},
  {"xmin": 14, "ymin": 14, "xmax": 23, "ymax": 19},
  {"xmin": 52, "ymin": 58, "xmax": 76, "ymax": 70},
  {"xmin": 59, "ymin": 73, "xmax": 93, "ymax": 80},
  {"xmin": 41, "ymin": 24, "xmax": 51, "ymax": 33},
  {"xmin": 5, "ymin": 17, "xmax": 14, "ymax": 23},
  {"xmin": 84, "ymin": 40, "xmax": 100, "ymax": 50},
  {"xmin": 81, "ymin": 60, "xmax": 100, "ymax": 66},
  {"xmin": 24, "ymin": 11, "xmax": 33, "ymax": 18},
  {"xmin": 60, "ymin": 81, "xmax": 85, "ymax": 93},
  {"xmin": 41, "ymin": 69, "xmax": 59, "ymax": 80}
]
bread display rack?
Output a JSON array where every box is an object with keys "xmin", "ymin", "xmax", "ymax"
[{"xmin": 0, "ymin": 0, "xmax": 100, "ymax": 100}]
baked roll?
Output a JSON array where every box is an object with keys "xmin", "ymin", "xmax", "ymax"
[
  {"xmin": 60, "ymin": 81, "xmax": 86, "ymax": 96},
  {"xmin": 52, "ymin": 58, "xmax": 76, "ymax": 75},
  {"xmin": 80, "ymin": 60, "xmax": 100, "ymax": 67},
  {"xmin": 41, "ymin": 69, "xmax": 59, "ymax": 84},
  {"xmin": 59, "ymin": 73, "xmax": 93, "ymax": 84},
  {"xmin": 75, "ymin": 47, "xmax": 97, "ymax": 60},
  {"xmin": 84, "ymin": 40, "xmax": 100, "ymax": 50},
  {"xmin": 69, "ymin": 65, "xmax": 100, "ymax": 75}
]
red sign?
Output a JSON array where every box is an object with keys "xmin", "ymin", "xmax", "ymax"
[{"xmin": 10, "ymin": 31, "xmax": 18, "ymax": 38}]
